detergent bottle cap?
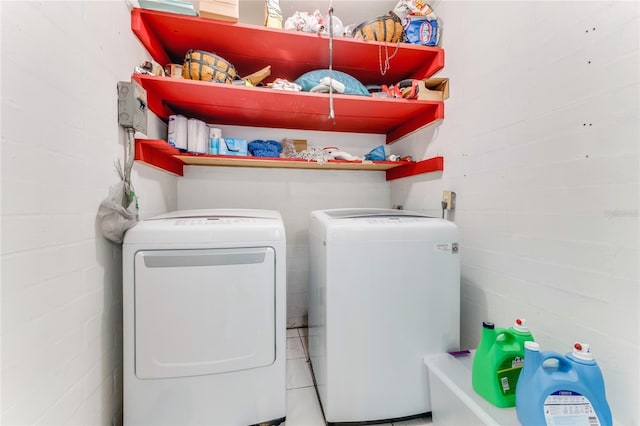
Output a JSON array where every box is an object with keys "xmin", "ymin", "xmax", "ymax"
[
  {"xmin": 482, "ymin": 321, "xmax": 495, "ymax": 329},
  {"xmin": 571, "ymin": 342, "xmax": 594, "ymax": 361},
  {"xmin": 525, "ymin": 341, "xmax": 540, "ymax": 351},
  {"xmin": 512, "ymin": 318, "xmax": 529, "ymax": 333}
]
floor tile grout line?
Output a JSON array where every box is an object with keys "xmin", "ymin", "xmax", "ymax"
[
  {"xmin": 287, "ymin": 335, "xmax": 306, "ymax": 360},
  {"xmin": 287, "ymin": 327, "xmax": 326, "ymax": 425},
  {"xmin": 286, "ymin": 384, "xmax": 316, "ymax": 390}
]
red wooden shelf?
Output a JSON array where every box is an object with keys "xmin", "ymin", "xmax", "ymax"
[
  {"xmin": 134, "ymin": 139, "xmax": 444, "ymax": 180},
  {"xmin": 133, "ymin": 74, "xmax": 444, "ymax": 144},
  {"xmin": 131, "ymin": 8, "xmax": 445, "ymax": 85},
  {"xmin": 130, "ymin": 8, "xmax": 448, "ymax": 179}
]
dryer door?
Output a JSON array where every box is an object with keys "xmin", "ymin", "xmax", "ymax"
[{"xmin": 134, "ymin": 247, "xmax": 276, "ymax": 379}]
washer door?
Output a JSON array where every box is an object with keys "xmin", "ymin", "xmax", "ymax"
[{"xmin": 134, "ymin": 247, "xmax": 276, "ymax": 379}]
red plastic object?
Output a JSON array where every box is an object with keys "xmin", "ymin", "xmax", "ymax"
[
  {"xmin": 131, "ymin": 8, "xmax": 444, "ymax": 85},
  {"xmin": 385, "ymin": 156, "xmax": 444, "ymax": 181}
]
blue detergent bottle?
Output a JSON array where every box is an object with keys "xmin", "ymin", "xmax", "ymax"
[{"xmin": 516, "ymin": 341, "xmax": 612, "ymax": 426}]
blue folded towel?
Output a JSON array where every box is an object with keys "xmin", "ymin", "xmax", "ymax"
[{"xmin": 248, "ymin": 140, "xmax": 283, "ymax": 158}]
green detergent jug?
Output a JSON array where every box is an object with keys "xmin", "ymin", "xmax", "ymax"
[{"xmin": 472, "ymin": 318, "xmax": 535, "ymax": 407}]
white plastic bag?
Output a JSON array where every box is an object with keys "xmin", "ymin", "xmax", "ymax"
[
  {"xmin": 97, "ymin": 163, "xmax": 138, "ymax": 244},
  {"xmin": 284, "ymin": 10, "xmax": 344, "ymax": 35}
]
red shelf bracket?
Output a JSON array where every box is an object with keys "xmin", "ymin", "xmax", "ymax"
[
  {"xmin": 385, "ymin": 156, "xmax": 444, "ymax": 181},
  {"xmin": 131, "ymin": 8, "xmax": 171, "ymax": 66},
  {"xmin": 134, "ymin": 139, "xmax": 185, "ymax": 176}
]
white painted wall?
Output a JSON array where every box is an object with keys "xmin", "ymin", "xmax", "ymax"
[
  {"xmin": 1, "ymin": 1, "xmax": 176, "ymax": 424},
  {"xmin": 391, "ymin": 1, "xmax": 639, "ymax": 424},
  {"xmin": 178, "ymin": 125, "xmax": 391, "ymax": 327}
]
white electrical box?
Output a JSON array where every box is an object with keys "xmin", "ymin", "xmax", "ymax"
[{"xmin": 118, "ymin": 80, "xmax": 147, "ymax": 134}]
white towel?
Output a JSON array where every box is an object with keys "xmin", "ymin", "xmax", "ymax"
[
  {"xmin": 168, "ymin": 114, "xmax": 187, "ymax": 150},
  {"xmin": 187, "ymin": 118, "xmax": 208, "ymax": 154}
]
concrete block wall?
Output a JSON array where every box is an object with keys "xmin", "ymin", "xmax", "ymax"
[
  {"xmin": 390, "ymin": 1, "xmax": 639, "ymax": 423},
  {"xmin": 1, "ymin": 1, "xmax": 175, "ymax": 425}
]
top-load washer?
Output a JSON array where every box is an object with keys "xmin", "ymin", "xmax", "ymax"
[
  {"xmin": 308, "ymin": 208, "xmax": 460, "ymax": 425},
  {"xmin": 122, "ymin": 209, "xmax": 286, "ymax": 426}
]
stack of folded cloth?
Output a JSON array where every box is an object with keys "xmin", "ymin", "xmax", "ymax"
[{"xmin": 248, "ymin": 140, "xmax": 283, "ymax": 157}]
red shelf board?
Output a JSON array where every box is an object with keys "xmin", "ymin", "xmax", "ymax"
[
  {"xmin": 385, "ymin": 156, "xmax": 444, "ymax": 180},
  {"xmin": 134, "ymin": 139, "xmax": 423, "ymax": 173},
  {"xmin": 134, "ymin": 74, "xmax": 443, "ymax": 142},
  {"xmin": 135, "ymin": 138, "xmax": 185, "ymax": 175},
  {"xmin": 131, "ymin": 8, "xmax": 445, "ymax": 85},
  {"xmin": 176, "ymin": 154, "xmax": 408, "ymax": 171}
]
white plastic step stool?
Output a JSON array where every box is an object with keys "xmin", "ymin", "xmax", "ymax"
[{"xmin": 424, "ymin": 351, "xmax": 519, "ymax": 426}]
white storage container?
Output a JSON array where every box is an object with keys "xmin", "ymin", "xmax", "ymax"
[{"xmin": 424, "ymin": 351, "xmax": 519, "ymax": 426}]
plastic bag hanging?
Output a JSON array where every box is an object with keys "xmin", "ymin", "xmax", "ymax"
[{"xmin": 97, "ymin": 130, "xmax": 139, "ymax": 243}]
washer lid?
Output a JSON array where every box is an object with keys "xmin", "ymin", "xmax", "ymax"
[
  {"xmin": 149, "ymin": 208, "xmax": 282, "ymax": 221},
  {"xmin": 321, "ymin": 208, "xmax": 432, "ymax": 219}
]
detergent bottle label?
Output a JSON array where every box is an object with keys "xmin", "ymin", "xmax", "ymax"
[
  {"xmin": 544, "ymin": 391, "xmax": 601, "ymax": 426},
  {"xmin": 497, "ymin": 356, "xmax": 524, "ymax": 395}
]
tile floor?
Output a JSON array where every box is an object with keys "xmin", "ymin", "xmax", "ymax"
[{"xmin": 283, "ymin": 327, "xmax": 432, "ymax": 426}]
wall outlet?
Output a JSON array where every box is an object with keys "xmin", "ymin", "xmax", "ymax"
[{"xmin": 442, "ymin": 190, "xmax": 456, "ymax": 210}]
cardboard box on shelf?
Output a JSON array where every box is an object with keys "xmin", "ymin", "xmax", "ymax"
[
  {"xmin": 292, "ymin": 139, "xmax": 307, "ymax": 153},
  {"xmin": 165, "ymin": 64, "xmax": 183, "ymax": 78},
  {"xmin": 199, "ymin": 0, "xmax": 239, "ymax": 22},
  {"xmin": 417, "ymin": 78, "xmax": 450, "ymax": 101}
]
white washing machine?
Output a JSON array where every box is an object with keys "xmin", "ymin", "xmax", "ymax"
[
  {"xmin": 308, "ymin": 208, "xmax": 460, "ymax": 425},
  {"xmin": 122, "ymin": 209, "xmax": 286, "ymax": 426}
]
